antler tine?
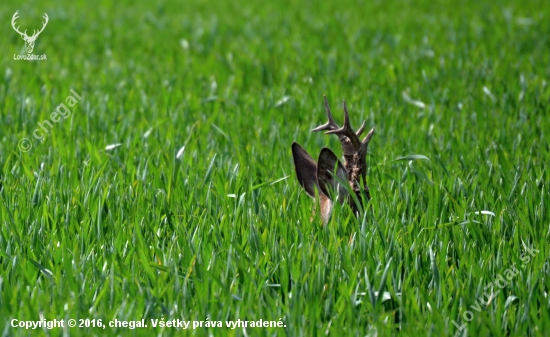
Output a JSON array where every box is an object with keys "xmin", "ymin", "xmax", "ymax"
[
  {"xmin": 12, "ymin": 10, "xmax": 19, "ymax": 23},
  {"xmin": 356, "ymin": 120, "xmax": 366, "ymax": 137},
  {"xmin": 326, "ymin": 100, "xmax": 361, "ymax": 148},
  {"xmin": 311, "ymin": 95, "xmax": 340, "ymax": 132},
  {"xmin": 361, "ymin": 127, "xmax": 375, "ymax": 152},
  {"xmin": 11, "ymin": 11, "xmax": 24, "ymax": 36}
]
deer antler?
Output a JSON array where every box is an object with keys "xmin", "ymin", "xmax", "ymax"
[
  {"xmin": 11, "ymin": 11, "xmax": 26, "ymax": 37},
  {"xmin": 31, "ymin": 13, "xmax": 49, "ymax": 38},
  {"xmin": 325, "ymin": 100, "xmax": 362, "ymax": 148},
  {"xmin": 312, "ymin": 95, "xmax": 374, "ymax": 154},
  {"xmin": 311, "ymin": 96, "xmax": 340, "ymax": 132}
]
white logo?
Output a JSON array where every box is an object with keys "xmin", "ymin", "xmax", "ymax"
[{"xmin": 12, "ymin": 10, "xmax": 48, "ymax": 60}]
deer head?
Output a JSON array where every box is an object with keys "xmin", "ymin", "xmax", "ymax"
[
  {"xmin": 12, "ymin": 11, "xmax": 49, "ymax": 54},
  {"xmin": 292, "ymin": 96, "xmax": 374, "ymax": 224}
]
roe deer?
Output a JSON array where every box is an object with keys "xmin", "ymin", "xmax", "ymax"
[{"xmin": 292, "ymin": 96, "xmax": 374, "ymax": 224}]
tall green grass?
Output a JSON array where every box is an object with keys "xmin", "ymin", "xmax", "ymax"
[{"xmin": 1, "ymin": 0, "xmax": 549, "ymax": 335}]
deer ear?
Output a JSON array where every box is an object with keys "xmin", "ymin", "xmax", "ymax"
[
  {"xmin": 292, "ymin": 142, "xmax": 319, "ymax": 198},
  {"xmin": 317, "ymin": 148, "xmax": 348, "ymax": 201}
]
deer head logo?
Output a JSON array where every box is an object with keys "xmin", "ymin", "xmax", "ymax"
[
  {"xmin": 292, "ymin": 96, "xmax": 375, "ymax": 224},
  {"xmin": 11, "ymin": 11, "xmax": 49, "ymax": 54}
]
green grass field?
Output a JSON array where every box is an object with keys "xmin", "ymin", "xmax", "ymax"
[{"xmin": 1, "ymin": 0, "xmax": 549, "ymax": 335}]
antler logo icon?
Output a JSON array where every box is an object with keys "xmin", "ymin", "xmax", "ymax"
[{"xmin": 11, "ymin": 11, "xmax": 49, "ymax": 54}]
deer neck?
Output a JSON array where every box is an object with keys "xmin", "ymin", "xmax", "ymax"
[{"xmin": 339, "ymin": 137, "xmax": 370, "ymax": 212}]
